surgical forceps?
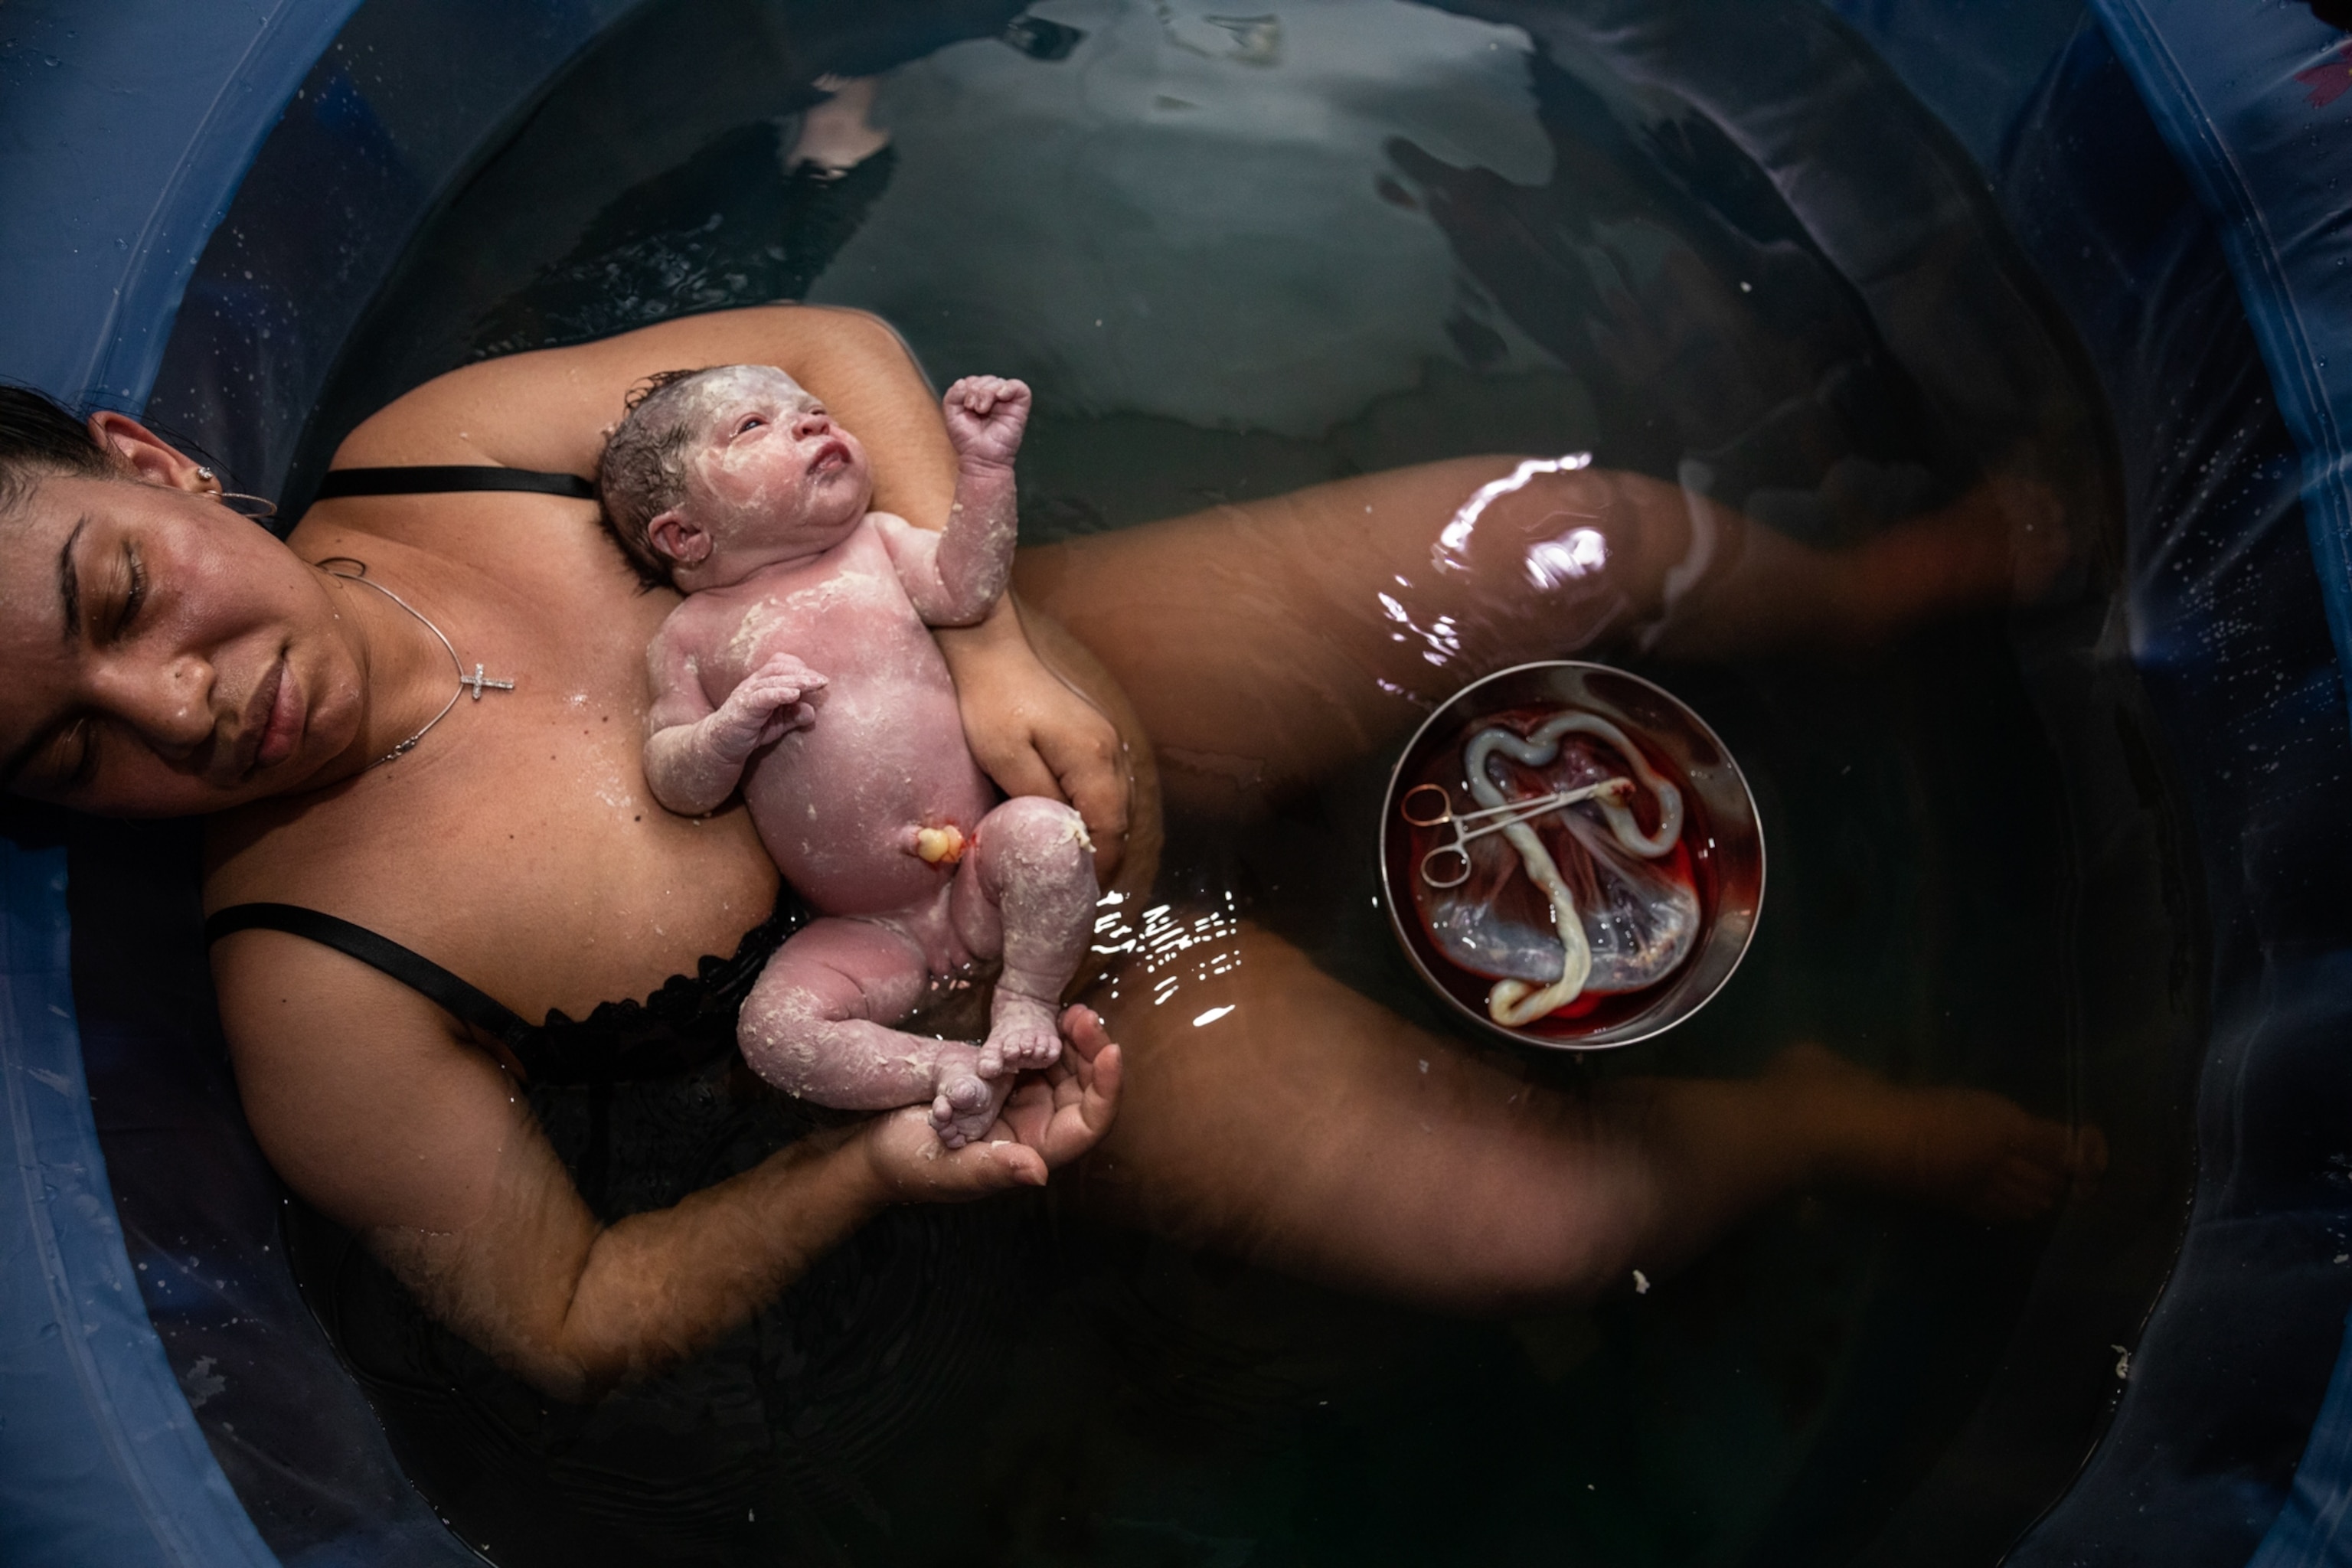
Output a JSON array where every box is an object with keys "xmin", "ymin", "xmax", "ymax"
[{"xmin": 1400, "ymin": 777, "xmax": 1633, "ymax": 888}]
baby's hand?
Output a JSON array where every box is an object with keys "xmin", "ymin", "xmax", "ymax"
[
  {"xmin": 708, "ymin": 653, "xmax": 826, "ymax": 761},
  {"xmin": 942, "ymin": 375, "xmax": 1031, "ymax": 470}
]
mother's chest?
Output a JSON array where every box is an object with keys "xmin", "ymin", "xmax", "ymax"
[{"xmin": 351, "ymin": 722, "xmax": 778, "ymax": 1014}]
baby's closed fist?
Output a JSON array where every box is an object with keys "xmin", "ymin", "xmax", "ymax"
[
  {"xmin": 943, "ymin": 376, "xmax": 1031, "ymax": 469},
  {"xmin": 711, "ymin": 653, "xmax": 827, "ymax": 759}
]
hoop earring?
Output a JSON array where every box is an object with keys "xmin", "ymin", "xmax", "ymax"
[{"xmin": 214, "ymin": 490, "xmax": 279, "ymax": 521}]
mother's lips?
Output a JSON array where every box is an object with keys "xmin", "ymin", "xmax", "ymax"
[{"xmin": 237, "ymin": 658, "xmax": 304, "ymax": 778}]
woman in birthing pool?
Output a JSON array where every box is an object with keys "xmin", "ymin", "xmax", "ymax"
[
  {"xmin": 0, "ymin": 305, "xmax": 2099, "ymax": 1411},
  {"xmin": 604, "ymin": 364, "xmax": 1095, "ymax": 1146}
]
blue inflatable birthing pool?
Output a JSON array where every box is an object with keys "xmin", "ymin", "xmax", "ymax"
[{"xmin": 10, "ymin": 1, "xmax": 2352, "ymax": 1562}]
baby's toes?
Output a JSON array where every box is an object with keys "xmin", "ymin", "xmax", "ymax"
[
  {"xmin": 938, "ymin": 1073, "xmax": 1006, "ymax": 1146},
  {"xmin": 941, "ymin": 1071, "xmax": 994, "ymax": 1115},
  {"xmin": 1014, "ymin": 1031, "xmax": 1063, "ymax": 1070},
  {"xmin": 929, "ymin": 1093, "xmax": 969, "ymax": 1147},
  {"xmin": 933, "ymin": 1068, "xmax": 995, "ymax": 1139},
  {"xmin": 992, "ymin": 1018, "xmax": 1063, "ymax": 1071}
]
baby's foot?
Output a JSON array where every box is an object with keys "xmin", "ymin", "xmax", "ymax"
[
  {"xmin": 976, "ymin": 992, "xmax": 1065, "ymax": 1079},
  {"xmin": 930, "ymin": 1047, "xmax": 1014, "ymax": 1148}
]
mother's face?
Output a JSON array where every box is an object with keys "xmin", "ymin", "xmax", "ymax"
[{"xmin": 0, "ymin": 420, "xmax": 368, "ymax": 818}]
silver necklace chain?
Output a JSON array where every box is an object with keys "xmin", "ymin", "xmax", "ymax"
[{"xmin": 320, "ymin": 559, "xmax": 516, "ymax": 769}]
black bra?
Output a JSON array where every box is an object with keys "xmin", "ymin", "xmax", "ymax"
[
  {"xmin": 203, "ymin": 900, "xmax": 799, "ymax": 1085},
  {"xmin": 312, "ymin": 465, "xmax": 596, "ymax": 502},
  {"xmin": 211, "ymin": 462, "xmax": 802, "ymax": 1083},
  {"xmin": 207, "ymin": 902, "xmax": 532, "ymax": 1044}
]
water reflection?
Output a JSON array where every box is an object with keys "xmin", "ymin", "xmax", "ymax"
[{"xmin": 240, "ymin": 1, "xmax": 2179, "ymax": 1564}]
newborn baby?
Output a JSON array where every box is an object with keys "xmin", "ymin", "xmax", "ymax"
[{"xmin": 601, "ymin": 364, "xmax": 1096, "ymax": 1146}]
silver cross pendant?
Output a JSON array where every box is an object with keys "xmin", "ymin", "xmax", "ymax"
[{"xmin": 462, "ymin": 664, "xmax": 517, "ymax": 701}]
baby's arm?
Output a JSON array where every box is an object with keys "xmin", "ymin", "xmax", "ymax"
[
  {"xmin": 642, "ymin": 619, "xmax": 825, "ymax": 817},
  {"xmin": 874, "ymin": 375, "xmax": 1031, "ymax": 627}
]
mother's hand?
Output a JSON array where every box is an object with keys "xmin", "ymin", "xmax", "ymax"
[
  {"xmin": 939, "ymin": 599, "xmax": 1132, "ymax": 882},
  {"xmin": 857, "ymin": 1005, "xmax": 1123, "ymax": 1202}
]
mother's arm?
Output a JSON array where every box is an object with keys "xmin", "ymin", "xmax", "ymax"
[
  {"xmin": 335, "ymin": 304, "xmax": 1131, "ymax": 877},
  {"xmin": 215, "ymin": 931, "xmax": 1118, "ymax": 1400}
]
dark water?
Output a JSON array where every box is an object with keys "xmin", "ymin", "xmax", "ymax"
[{"xmin": 286, "ymin": 2, "xmax": 2202, "ymax": 1563}]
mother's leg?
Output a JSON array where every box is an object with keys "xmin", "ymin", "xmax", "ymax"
[
  {"xmin": 1019, "ymin": 457, "xmax": 2079, "ymax": 1298},
  {"xmin": 1013, "ymin": 457, "xmax": 2050, "ymax": 814},
  {"xmin": 1075, "ymin": 920, "xmax": 2086, "ymax": 1310}
]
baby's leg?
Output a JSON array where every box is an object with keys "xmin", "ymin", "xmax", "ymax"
[
  {"xmin": 952, "ymin": 795, "xmax": 1098, "ymax": 1079},
  {"xmin": 737, "ymin": 916, "xmax": 1008, "ymax": 1148}
]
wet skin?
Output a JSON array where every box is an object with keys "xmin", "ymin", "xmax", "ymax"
[
  {"xmin": 2, "ymin": 305, "xmax": 2096, "ymax": 1401},
  {"xmin": 18, "ymin": 310, "xmax": 1129, "ymax": 1398},
  {"xmin": 0, "ymin": 442, "xmax": 376, "ymax": 817},
  {"xmin": 635, "ymin": 368, "xmax": 1098, "ymax": 1146}
]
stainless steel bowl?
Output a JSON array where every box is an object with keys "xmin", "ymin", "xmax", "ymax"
[{"xmin": 1380, "ymin": 660, "xmax": 1765, "ymax": 1050}]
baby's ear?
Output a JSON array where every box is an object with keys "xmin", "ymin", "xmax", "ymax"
[{"xmin": 646, "ymin": 508, "xmax": 711, "ymax": 566}]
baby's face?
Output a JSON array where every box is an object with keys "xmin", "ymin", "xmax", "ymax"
[{"xmin": 663, "ymin": 365, "xmax": 874, "ymax": 585}]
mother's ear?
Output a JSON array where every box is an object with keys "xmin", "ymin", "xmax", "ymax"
[{"xmin": 85, "ymin": 411, "xmax": 211, "ymax": 492}]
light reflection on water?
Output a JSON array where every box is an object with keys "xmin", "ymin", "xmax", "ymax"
[{"xmin": 262, "ymin": 0, "xmax": 2187, "ymax": 1562}]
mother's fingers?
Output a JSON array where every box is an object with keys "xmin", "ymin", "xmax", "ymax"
[
  {"xmin": 860, "ymin": 1106, "xmax": 1047, "ymax": 1202},
  {"xmin": 1073, "ymin": 1044, "xmax": 1122, "ymax": 1142},
  {"xmin": 948, "ymin": 1135, "xmax": 1047, "ymax": 1191},
  {"xmin": 1058, "ymin": 1004, "xmax": 1112, "ymax": 1067},
  {"xmin": 1046, "ymin": 1008, "xmax": 1122, "ymax": 1160},
  {"xmin": 925, "ymin": 1138, "xmax": 1047, "ymax": 1196},
  {"xmin": 1039, "ymin": 722, "xmax": 1131, "ymax": 882},
  {"xmin": 989, "ymin": 1015, "xmax": 1122, "ymax": 1170},
  {"xmin": 1057, "ymin": 1006, "xmax": 1122, "ymax": 1130},
  {"xmin": 862, "ymin": 1011, "xmax": 1125, "ymax": 1200}
]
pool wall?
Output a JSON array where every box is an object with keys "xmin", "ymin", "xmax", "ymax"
[{"xmin": 8, "ymin": 2, "xmax": 2352, "ymax": 1563}]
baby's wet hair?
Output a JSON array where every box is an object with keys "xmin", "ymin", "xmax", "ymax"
[{"xmin": 596, "ymin": 366, "xmax": 725, "ymax": 587}]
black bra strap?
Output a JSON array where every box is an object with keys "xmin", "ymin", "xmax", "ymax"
[
  {"xmin": 313, "ymin": 466, "xmax": 597, "ymax": 501},
  {"xmin": 205, "ymin": 903, "xmax": 532, "ymax": 1045}
]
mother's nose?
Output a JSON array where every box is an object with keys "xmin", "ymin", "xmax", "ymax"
[{"xmin": 87, "ymin": 652, "xmax": 218, "ymax": 760}]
